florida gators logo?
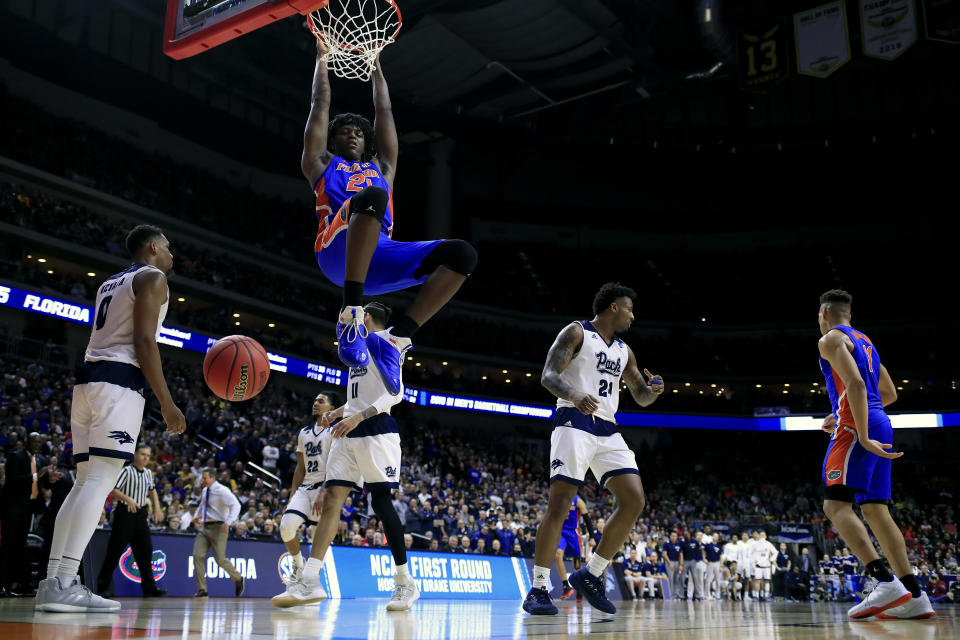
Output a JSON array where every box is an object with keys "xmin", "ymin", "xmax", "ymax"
[
  {"xmin": 827, "ymin": 470, "xmax": 842, "ymax": 481},
  {"xmin": 119, "ymin": 548, "xmax": 166, "ymax": 583}
]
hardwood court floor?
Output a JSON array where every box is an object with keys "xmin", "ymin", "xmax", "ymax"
[{"xmin": 0, "ymin": 597, "xmax": 955, "ymax": 639}]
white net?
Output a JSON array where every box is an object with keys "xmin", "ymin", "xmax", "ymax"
[{"xmin": 309, "ymin": 0, "xmax": 402, "ymax": 81}]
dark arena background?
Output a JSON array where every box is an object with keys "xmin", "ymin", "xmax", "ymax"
[{"xmin": 0, "ymin": 0, "xmax": 958, "ymax": 638}]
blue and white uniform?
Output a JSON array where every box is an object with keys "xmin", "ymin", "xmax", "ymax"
[
  {"xmin": 325, "ymin": 329, "xmax": 404, "ymax": 491},
  {"xmin": 284, "ymin": 423, "xmax": 333, "ymax": 526},
  {"xmin": 73, "ymin": 264, "xmax": 168, "ymax": 462},
  {"xmin": 549, "ymin": 321, "xmax": 639, "ymax": 488}
]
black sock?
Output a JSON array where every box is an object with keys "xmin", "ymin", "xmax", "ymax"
[
  {"xmin": 391, "ymin": 314, "xmax": 420, "ymax": 338},
  {"xmin": 900, "ymin": 572, "xmax": 922, "ymax": 598},
  {"xmin": 343, "ymin": 280, "xmax": 364, "ymax": 308},
  {"xmin": 563, "ymin": 580, "xmax": 569, "ymax": 588},
  {"xmin": 370, "ymin": 489, "xmax": 406, "ymax": 567},
  {"xmin": 865, "ymin": 558, "xmax": 894, "ymax": 583}
]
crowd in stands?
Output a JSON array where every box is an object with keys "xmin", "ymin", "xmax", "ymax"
[
  {"xmin": 1, "ymin": 348, "xmax": 956, "ymax": 602},
  {"xmin": 3, "ymin": 182, "xmax": 957, "ymax": 414}
]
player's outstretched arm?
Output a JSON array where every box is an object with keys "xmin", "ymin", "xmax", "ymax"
[
  {"xmin": 302, "ymin": 39, "xmax": 333, "ymax": 186},
  {"xmin": 877, "ymin": 364, "xmax": 898, "ymax": 407},
  {"xmin": 622, "ymin": 346, "xmax": 664, "ymax": 407},
  {"xmin": 132, "ymin": 270, "xmax": 185, "ymax": 435},
  {"xmin": 371, "ymin": 56, "xmax": 398, "ymax": 187},
  {"xmin": 818, "ymin": 331, "xmax": 902, "ymax": 460},
  {"xmin": 541, "ymin": 322, "xmax": 597, "ymax": 413}
]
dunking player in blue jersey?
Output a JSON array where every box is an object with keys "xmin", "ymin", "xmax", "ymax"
[
  {"xmin": 816, "ymin": 289, "xmax": 933, "ymax": 620},
  {"xmin": 555, "ymin": 494, "xmax": 593, "ymax": 600},
  {"xmin": 303, "ymin": 40, "xmax": 477, "ymax": 385}
]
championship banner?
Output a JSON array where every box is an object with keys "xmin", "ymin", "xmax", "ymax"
[
  {"xmin": 922, "ymin": 0, "xmax": 960, "ymax": 43},
  {"xmin": 737, "ymin": 18, "xmax": 791, "ymax": 92},
  {"xmin": 777, "ymin": 523, "xmax": 815, "ymax": 544},
  {"xmin": 86, "ymin": 531, "xmax": 532, "ymax": 598},
  {"xmin": 860, "ymin": 0, "xmax": 919, "ymax": 59},
  {"xmin": 794, "ymin": 1, "xmax": 852, "ymax": 77}
]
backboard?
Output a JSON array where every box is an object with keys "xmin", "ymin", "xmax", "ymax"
[{"xmin": 163, "ymin": 0, "xmax": 327, "ymax": 59}]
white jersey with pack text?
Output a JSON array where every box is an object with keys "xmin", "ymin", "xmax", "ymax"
[
  {"xmin": 555, "ymin": 321, "xmax": 628, "ymax": 423},
  {"xmin": 86, "ymin": 264, "xmax": 168, "ymax": 365},
  {"xmin": 297, "ymin": 423, "xmax": 332, "ymax": 485},
  {"xmin": 752, "ymin": 539, "xmax": 777, "ymax": 568}
]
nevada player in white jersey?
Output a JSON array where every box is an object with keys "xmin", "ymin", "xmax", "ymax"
[
  {"xmin": 277, "ymin": 391, "xmax": 339, "ymax": 583},
  {"xmin": 36, "ymin": 225, "xmax": 186, "ymax": 613},
  {"xmin": 272, "ymin": 302, "xmax": 419, "ymax": 611},
  {"xmin": 751, "ymin": 530, "xmax": 777, "ymax": 601},
  {"xmin": 524, "ymin": 283, "xmax": 665, "ymax": 616}
]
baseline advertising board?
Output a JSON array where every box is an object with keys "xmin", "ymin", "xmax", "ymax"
[{"xmin": 87, "ymin": 531, "xmax": 531, "ymax": 599}]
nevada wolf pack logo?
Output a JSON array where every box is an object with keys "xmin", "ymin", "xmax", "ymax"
[
  {"xmin": 384, "ymin": 466, "xmax": 397, "ymax": 478},
  {"xmin": 551, "ymin": 459, "xmax": 564, "ymax": 470},
  {"xmin": 108, "ymin": 430, "xmax": 135, "ymax": 445}
]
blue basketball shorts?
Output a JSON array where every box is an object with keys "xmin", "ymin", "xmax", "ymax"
[
  {"xmin": 558, "ymin": 528, "xmax": 583, "ymax": 559},
  {"xmin": 316, "ymin": 227, "xmax": 441, "ymax": 296},
  {"xmin": 822, "ymin": 411, "xmax": 893, "ymax": 503}
]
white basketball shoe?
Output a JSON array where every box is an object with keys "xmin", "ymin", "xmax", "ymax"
[
  {"xmin": 847, "ymin": 577, "xmax": 911, "ymax": 619},
  {"xmin": 271, "ymin": 577, "xmax": 328, "ymax": 608},
  {"xmin": 875, "ymin": 591, "xmax": 936, "ymax": 619},
  {"xmin": 386, "ymin": 580, "xmax": 420, "ymax": 611}
]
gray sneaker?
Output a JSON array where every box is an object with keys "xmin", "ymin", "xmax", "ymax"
[
  {"xmin": 34, "ymin": 577, "xmax": 61, "ymax": 611},
  {"xmin": 37, "ymin": 576, "xmax": 121, "ymax": 613}
]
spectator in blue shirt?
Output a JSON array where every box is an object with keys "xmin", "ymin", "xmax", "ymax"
[
  {"xmin": 622, "ymin": 549, "xmax": 644, "ymax": 599},
  {"xmin": 683, "ymin": 532, "xmax": 705, "ymax": 600},
  {"xmin": 662, "ymin": 531, "xmax": 684, "ymax": 600}
]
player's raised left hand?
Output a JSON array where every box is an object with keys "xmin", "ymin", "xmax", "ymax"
[
  {"xmin": 643, "ymin": 369, "xmax": 664, "ymax": 394},
  {"xmin": 331, "ymin": 412, "xmax": 362, "ymax": 438}
]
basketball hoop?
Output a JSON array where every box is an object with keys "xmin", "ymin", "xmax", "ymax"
[{"xmin": 308, "ymin": 0, "xmax": 403, "ymax": 81}]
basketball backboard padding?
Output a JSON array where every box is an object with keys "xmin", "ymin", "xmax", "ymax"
[{"xmin": 163, "ymin": 0, "xmax": 328, "ymax": 60}]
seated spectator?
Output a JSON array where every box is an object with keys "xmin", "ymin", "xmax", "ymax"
[
  {"xmin": 403, "ymin": 534, "xmax": 413, "ymax": 550},
  {"xmin": 472, "ymin": 538, "xmax": 487, "ymax": 555},
  {"xmin": 925, "ymin": 573, "xmax": 949, "ymax": 603},
  {"xmin": 167, "ymin": 516, "xmax": 182, "ymax": 533}
]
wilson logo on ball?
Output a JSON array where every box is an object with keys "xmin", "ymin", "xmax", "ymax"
[
  {"xmin": 231, "ymin": 364, "xmax": 250, "ymax": 401},
  {"xmin": 203, "ymin": 335, "xmax": 270, "ymax": 401}
]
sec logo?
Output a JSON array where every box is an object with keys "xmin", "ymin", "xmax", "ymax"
[{"xmin": 278, "ymin": 552, "xmax": 297, "ymax": 585}]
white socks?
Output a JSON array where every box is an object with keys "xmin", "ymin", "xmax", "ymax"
[
  {"xmin": 47, "ymin": 458, "xmax": 125, "ymax": 582},
  {"xmin": 533, "ymin": 565, "xmax": 550, "ymax": 589},
  {"xmin": 395, "ymin": 562, "xmax": 412, "ymax": 585},
  {"xmin": 293, "ymin": 552, "xmax": 304, "ymax": 570},
  {"xmin": 587, "ymin": 554, "xmax": 610, "ymax": 578},
  {"xmin": 303, "ymin": 557, "xmax": 323, "ymax": 583}
]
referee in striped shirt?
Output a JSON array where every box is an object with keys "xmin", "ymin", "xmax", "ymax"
[{"xmin": 96, "ymin": 444, "xmax": 166, "ymax": 597}]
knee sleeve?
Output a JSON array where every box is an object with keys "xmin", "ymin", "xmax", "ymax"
[
  {"xmin": 280, "ymin": 512, "xmax": 304, "ymax": 542},
  {"xmin": 348, "ymin": 186, "xmax": 389, "ymax": 223},
  {"xmin": 414, "ymin": 239, "xmax": 478, "ymax": 277}
]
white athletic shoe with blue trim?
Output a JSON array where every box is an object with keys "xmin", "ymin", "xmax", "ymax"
[{"xmin": 337, "ymin": 306, "xmax": 369, "ymax": 367}]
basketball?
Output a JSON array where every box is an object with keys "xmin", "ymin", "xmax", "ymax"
[{"xmin": 203, "ymin": 335, "xmax": 271, "ymax": 401}]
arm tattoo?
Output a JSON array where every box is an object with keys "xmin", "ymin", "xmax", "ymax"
[
  {"xmin": 624, "ymin": 368, "xmax": 657, "ymax": 407},
  {"xmin": 360, "ymin": 405, "xmax": 378, "ymax": 421},
  {"xmin": 541, "ymin": 324, "xmax": 582, "ymax": 401}
]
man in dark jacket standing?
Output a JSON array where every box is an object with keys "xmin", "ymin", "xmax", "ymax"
[{"xmin": 1, "ymin": 433, "xmax": 43, "ymax": 596}]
